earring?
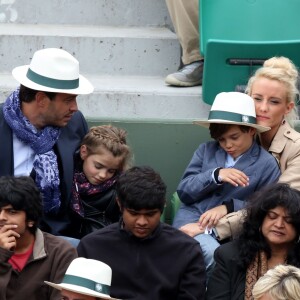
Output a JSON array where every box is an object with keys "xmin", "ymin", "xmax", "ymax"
[{"xmin": 28, "ymin": 221, "xmax": 34, "ymax": 227}]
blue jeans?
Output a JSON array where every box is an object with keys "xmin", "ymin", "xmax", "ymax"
[
  {"xmin": 194, "ymin": 233, "xmax": 220, "ymax": 280},
  {"xmin": 58, "ymin": 236, "xmax": 80, "ymax": 248}
]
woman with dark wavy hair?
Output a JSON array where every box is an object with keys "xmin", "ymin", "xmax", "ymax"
[{"xmin": 206, "ymin": 183, "xmax": 300, "ymax": 300}]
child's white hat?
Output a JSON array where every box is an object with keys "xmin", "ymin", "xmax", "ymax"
[{"xmin": 194, "ymin": 92, "xmax": 270, "ymax": 133}]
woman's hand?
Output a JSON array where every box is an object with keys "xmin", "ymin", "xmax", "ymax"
[
  {"xmin": 219, "ymin": 168, "xmax": 249, "ymax": 187},
  {"xmin": 199, "ymin": 205, "xmax": 228, "ymax": 229},
  {"xmin": 179, "ymin": 223, "xmax": 205, "ymax": 237}
]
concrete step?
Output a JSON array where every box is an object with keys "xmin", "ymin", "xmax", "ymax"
[
  {"xmin": 0, "ymin": 23, "xmax": 180, "ymax": 76},
  {"xmin": 0, "ymin": 0, "xmax": 172, "ymax": 27},
  {"xmin": 0, "ymin": 73, "xmax": 210, "ymax": 121}
]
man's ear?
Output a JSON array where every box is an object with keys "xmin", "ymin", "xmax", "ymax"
[
  {"xmin": 35, "ymin": 91, "xmax": 49, "ymax": 108},
  {"xmin": 27, "ymin": 220, "xmax": 34, "ymax": 227}
]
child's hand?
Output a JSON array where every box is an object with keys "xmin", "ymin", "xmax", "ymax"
[
  {"xmin": 179, "ymin": 223, "xmax": 205, "ymax": 237},
  {"xmin": 0, "ymin": 224, "xmax": 19, "ymax": 251},
  {"xmin": 198, "ymin": 205, "xmax": 227, "ymax": 229},
  {"xmin": 219, "ymin": 168, "xmax": 249, "ymax": 187}
]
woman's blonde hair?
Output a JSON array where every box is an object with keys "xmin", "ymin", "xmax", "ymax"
[
  {"xmin": 246, "ymin": 56, "xmax": 299, "ymax": 125},
  {"xmin": 252, "ymin": 264, "xmax": 300, "ymax": 300},
  {"xmin": 81, "ymin": 125, "xmax": 132, "ymax": 171}
]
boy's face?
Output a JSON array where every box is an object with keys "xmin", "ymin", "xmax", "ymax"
[
  {"xmin": 217, "ymin": 125, "xmax": 256, "ymax": 159},
  {"xmin": 122, "ymin": 207, "xmax": 161, "ymax": 239},
  {"xmin": 0, "ymin": 205, "xmax": 28, "ymax": 235},
  {"xmin": 0, "ymin": 204, "xmax": 33, "ymax": 250}
]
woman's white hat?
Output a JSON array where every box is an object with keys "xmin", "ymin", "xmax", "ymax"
[
  {"xmin": 194, "ymin": 92, "xmax": 270, "ymax": 133},
  {"xmin": 12, "ymin": 48, "xmax": 94, "ymax": 95},
  {"xmin": 45, "ymin": 258, "xmax": 120, "ymax": 300}
]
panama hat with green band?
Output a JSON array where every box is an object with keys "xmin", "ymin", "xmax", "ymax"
[
  {"xmin": 12, "ymin": 48, "xmax": 94, "ymax": 95},
  {"xmin": 45, "ymin": 258, "xmax": 120, "ymax": 299},
  {"xmin": 194, "ymin": 92, "xmax": 270, "ymax": 133}
]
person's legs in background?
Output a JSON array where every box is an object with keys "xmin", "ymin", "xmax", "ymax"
[{"xmin": 165, "ymin": 0, "xmax": 203, "ymax": 87}]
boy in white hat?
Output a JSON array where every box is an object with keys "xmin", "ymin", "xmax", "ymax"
[
  {"xmin": 0, "ymin": 48, "xmax": 93, "ymax": 237},
  {"xmin": 45, "ymin": 258, "xmax": 119, "ymax": 300},
  {"xmin": 172, "ymin": 92, "xmax": 280, "ymax": 278}
]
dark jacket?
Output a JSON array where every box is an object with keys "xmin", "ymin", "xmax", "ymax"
[
  {"xmin": 206, "ymin": 240, "xmax": 245, "ymax": 300},
  {"xmin": 78, "ymin": 221, "xmax": 206, "ymax": 300},
  {"xmin": 0, "ymin": 229, "xmax": 77, "ymax": 300},
  {"xmin": 70, "ymin": 153, "xmax": 121, "ymax": 238},
  {"xmin": 0, "ymin": 104, "xmax": 88, "ymax": 236}
]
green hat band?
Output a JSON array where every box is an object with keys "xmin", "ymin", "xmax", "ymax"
[
  {"xmin": 63, "ymin": 274, "xmax": 110, "ymax": 295},
  {"xmin": 209, "ymin": 110, "xmax": 256, "ymax": 125},
  {"xmin": 26, "ymin": 68, "xmax": 79, "ymax": 89}
]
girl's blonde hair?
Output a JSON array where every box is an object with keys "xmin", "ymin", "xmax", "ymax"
[
  {"xmin": 81, "ymin": 125, "xmax": 132, "ymax": 171},
  {"xmin": 246, "ymin": 56, "xmax": 299, "ymax": 126}
]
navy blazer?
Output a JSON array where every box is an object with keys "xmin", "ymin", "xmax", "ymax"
[{"xmin": 0, "ymin": 104, "xmax": 88, "ymax": 236}]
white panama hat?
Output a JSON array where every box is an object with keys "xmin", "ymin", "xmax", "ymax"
[
  {"xmin": 45, "ymin": 258, "xmax": 120, "ymax": 300},
  {"xmin": 194, "ymin": 92, "xmax": 270, "ymax": 133},
  {"xmin": 12, "ymin": 48, "xmax": 94, "ymax": 95}
]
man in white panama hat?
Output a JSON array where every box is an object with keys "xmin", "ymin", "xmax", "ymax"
[
  {"xmin": 172, "ymin": 91, "xmax": 281, "ymax": 279},
  {"xmin": 0, "ymin": 48, "xmax": 94, "ymax": 238},
  {"xmin": 45, "ymin": 258, "xmax": 119, "ymax": 300}
]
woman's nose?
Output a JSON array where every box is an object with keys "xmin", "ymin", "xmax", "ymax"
[{"xmin": 257, "ymin": 100, "xmax": 268, "ymax": 112}]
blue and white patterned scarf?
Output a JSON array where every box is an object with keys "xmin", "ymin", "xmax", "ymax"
[{"xmin": 3, "ymin": 89, "xmax": 61, "ymax": 213}]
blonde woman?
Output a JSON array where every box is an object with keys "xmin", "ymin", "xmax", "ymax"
[
  {"xmin": 246, "ymin": 56, "xmax": 300, "ymax": 189},
  {"xmin": 215, "ymin": 57, "xmax": 300, "ymax": 241}
]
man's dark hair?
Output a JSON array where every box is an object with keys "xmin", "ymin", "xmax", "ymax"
[
  {"xmin": 116, "ymin": 166, "xmax": 166, "ymax": 212},
  {"xmin": 209, "ymin": 123, "xmax": 251, "ymax": 140},
  {"xmin": 0, "ymin": 176, "xmax": 43, "ymax": 233},
  {"xmin": 19, "ymin": 85, "xmax": 57, "ymax": 103}
]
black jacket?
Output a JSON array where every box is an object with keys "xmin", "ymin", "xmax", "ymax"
[
  {"xmin": 206, "ymin": 240, "xmax": 245, "ymax": 300},
  {"xmin": 78, "ymin": 221, "xmax": 206, "ymax": 300}
]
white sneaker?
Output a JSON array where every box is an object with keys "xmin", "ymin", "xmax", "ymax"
[{"xmin": 165, "ymin": 60, "xmax": 204, "ymax": 87}]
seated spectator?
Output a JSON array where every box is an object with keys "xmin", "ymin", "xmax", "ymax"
[
  {"xmin": 0, "ymin": 176, "xmax": 77, "ymax": 300},
  {"xmin": 78, "ymin": 166, "xmax": 206, "ymax": 300},
  {"xmin": 206, "ymin": 183, "xmax": 300, "ymax": 300},
  {"xmin": 165, "ymin": 0, "xmax": 203, "ymax": 87},
  {"xmin": 212, "ymin": 56, "xmax": 300, "ymax": 242},
  {"xmin": 172, "ymin": 92, "xmax": 280, "ymax": 276},
  {"xmin": 45, "ymin": 257, "xmax": 118, "ymax": 300},
  {"xmin": 252, "ymin": 264, "xmax": 300, "ymax": 300},
  {"xmin": 0, "ymin": 47, "xmax": 93, "ymax": 237},
  {"xmin": 71, "ymin": 125, "xmax": 131, "ymax": 238}
]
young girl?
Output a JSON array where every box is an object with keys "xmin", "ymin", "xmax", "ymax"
[{"xmin": 71, "ymin": 125, "xmax": 131, "ymax": 238}]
